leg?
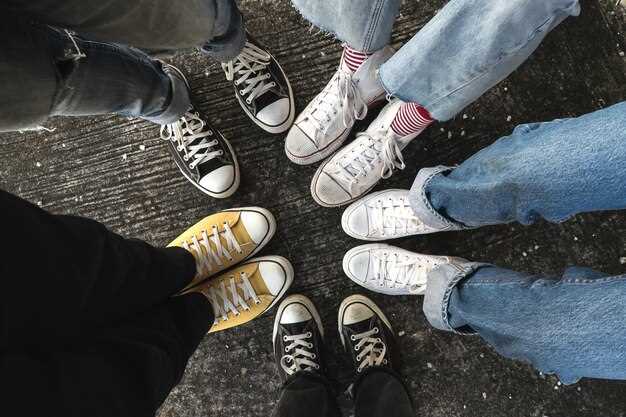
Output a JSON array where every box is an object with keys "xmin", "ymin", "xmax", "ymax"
[
  {"xmin": 408, "ymin": 101, "xmax": 626, "ymax": 229},
  {"xmin": 379, "ymin": 0, "xmax": 580, "ymax": 121},
  {"xmin": 272, "ymin": 374, "xmax": 341, "ymax": 417},
  {"xmin": 1, "ymin": 293, "xmax": 213, "ymax": 417},
  {"xmin": 0, "ymin": 189, "xmax": 196, "ymax": 350},
  {"xmin": 424, "ymin": 261, "xmax": 626, "ymax": 384},
  {"xmin": 354, "ymin": 368, "xmax": 414, "ymax": 417}
]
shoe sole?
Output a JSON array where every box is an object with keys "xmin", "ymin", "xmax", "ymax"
[
  {"xmin": 341, "ymin": 189, "xmax": 412, "ymax": 241},
  {"xmin": 224, "ymin": 206, "xmax": 277, "ymax": 259},
  {"xmin": 337, "ymin": 294, "xmax": 393, "ymax": 349},
  {"xmin": 286, "ymin": 94, "xmax": 387, "ymax": 166},
  {"xmin": 234, "ymin": 52, "xmax": 296, "ymax": 135},
  {"xmin": 272, "ymin": 294, "xmax": 324, "ymax": 352}
]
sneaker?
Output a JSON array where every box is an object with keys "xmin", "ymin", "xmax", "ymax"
[
  {"xmin": 222, "ymin": 34, "xmax": 295, "ymax": 134},
  {"xmin": 168, "ymin": 207, "xmax": 276, "ymax": 288},
  {"xmin": 343, "ymin": 244, "xmax": 462, "ymax": 295},
  {"xmin": 191, "ymin": 256, "xmax": 294, "ymax": 333},
  {"xmin": 285, "ymin": 46, "xmax": 394, "ymax": 165},
  {"xmin": 273, "ymin": 294, "xmax": 325, "ymax": 382},
  {"xmin": 310, "ymin": 99, "xmax": 419, "ymax": 207},
  {"xmin": 342, "ymin": 189, "xmax": 440, "ymax": 240},
  {"xmin": 338, "ymin": 294, "xmax": 398, "ymax": 375},
  {"xmin": 161, "ymin": 65, "xmax": 239, "ymax": 198}
]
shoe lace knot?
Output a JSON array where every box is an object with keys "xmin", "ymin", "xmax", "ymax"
[
  {"xmin": 208, "ymin": 271, "xmax": 261, "ymax": 323},
  {"xmin": 182, "ymin": 222, "xmax": 243, "ymax": 277},
  {"xmin": 372, "ymin": 252, "xmax": 431, "ymax": 294},
  {"xmin": 370, "ymin": 197, "xmax": 422, "ymax": 237},
  {"xmin": 160, "ymin": 112, "xmax": 222, "ymax": 170},
  {"xmin": 351, "ymin": 327, "xmax": 387, "ymax": 373},
  {"xmin": 223, "ymin": 42, "xmax": 275, "ymax": 103},
  {"xmin": 280, "ymin": 332, "xmax": 320, "ymax": 375}
]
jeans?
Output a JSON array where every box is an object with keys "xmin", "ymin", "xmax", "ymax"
[
  {"xmin": 409, "ymin": 101, "xmax": 626, "ymax": 384},
  {"xmin": 0, "ymin": 0, "xmax": 245, "ymax": 131},
  {"xmin": 0, "ymin": 189, "xmax": 213, "ymax": 417},
  {"xmin": 291, "ymin": 0, "xmax": 580, "ymax": 121},
  {"xmin": 272, "ymin": 368, "xmax": 414, "ymax": 417}
]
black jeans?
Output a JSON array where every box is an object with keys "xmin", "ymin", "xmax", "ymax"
[
  {"xmin": 0, "ymin": 189, "xmax": 213, "ymax": 417},
  {"xmin": 0, "ymin": 0, "xmax": 245, "ymax": 131},
  {"xmin": 272, "ymin": 368, "xmax": 414, "ymax": 417}
]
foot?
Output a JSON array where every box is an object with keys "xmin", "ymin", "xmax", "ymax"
[
  {"xmin": 285, "ymin": 46, "xmax": 394, "ymax": 165},
  {"xmin": 343, "ymin": 244, "xmax": 462, "ymax": 295},
  {"xmin": 273, "ymin": 294, "xmax": 325, "ymax": 382},
  {"xmin": 338, "ymin": 294, "xmax": 398, "ymax": 375},
  {"xmin": 191, "ymin": 256, "xmax": 294, "ymax": 333},
  {"xmin": 161, "ymin": 65, "xmax": 239, "ymax": 198},
  {"xmin": 222, "ymin": 33, "xmax": 295, "ymax": 134},
  {"xmin": 168, "ymin": 207, "xmax": 276, "ymax": 288},
  {"xmin": 310, "ymin": 99, "xmax": 422, "ymax": 207},
  {"xmin": 342, "ymin": 189, "xmax": 440, "ymax": 240}
]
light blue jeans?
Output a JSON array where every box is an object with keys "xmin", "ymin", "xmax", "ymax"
[
  {"xmin": 414, "ymin": 102, "xmax": 626, "ymax": 384},
  {"xmin": 291, "ymin": 0, "xmax": 580, "ymax": 120}
]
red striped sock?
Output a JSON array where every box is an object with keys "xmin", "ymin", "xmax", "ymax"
[
  {"xmin": 341, "ymin": 46, "xmax": 370, "ymax": 73},
  {"xmin": 390, "ymin": 102, "xmax": 434, "ymax": 137}
]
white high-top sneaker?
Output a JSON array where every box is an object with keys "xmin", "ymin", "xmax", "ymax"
[
  {"xmin": 342, "ymin": 189, "xmax": 442, "ymax": 240},
  {"xmin": 284, "ymin": 46, "xmax": 394, "ymax": 165},
  {"xmin": 343, "ymin": 244, "xmax": 461, "ymax": 296},
  {"xmin": 310, "ymin": 99, "xmax": 419, "ymax": 207}
]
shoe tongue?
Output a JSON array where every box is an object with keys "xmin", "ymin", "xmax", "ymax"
[{"xmin": 345, "ymin": 315, "xmax": 378, "ymax": 335}]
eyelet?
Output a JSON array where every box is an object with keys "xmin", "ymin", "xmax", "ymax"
[
  {"xmin": 350, "ymin": 335, "xmax": 356, "ymax": 341},
  {"xmin": 354, "ymin": 345, "xmax": 360, "ymax": 351},
  {"xmin": 374, "ymin": 327, "xmax": 379, "ymax": 334},
  {"xmin": 246, "ymin": 99, "xmax": 252, "ymax": 104},
  {"xmin": 283, "ymin": 336, "xmax": 288, "ymax": 342},
  {"xmin": 306, "ymin": 332, "xmax": 312, "ymax": 338},
  {"xmin": 311, "ymin": 354, "xmax": 317, "ymax": 359}
]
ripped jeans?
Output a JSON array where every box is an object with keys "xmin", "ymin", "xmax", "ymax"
[{"xmin": 291, "ymin": 0, "xmax": 580, "ymax": 120}]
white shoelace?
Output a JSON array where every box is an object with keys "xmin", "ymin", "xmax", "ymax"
[
  {"xmin": 351, "ymin": 327, "xmax": 387, "ymax": 373},
  {"xmin": 208, "ymin": 271, "xmax": 261, "ymax": 322},
  {"xmin": 280, "ymin": 332, "xmax": 320, "ymax": 375},
  {"xmin": 306, "ymin": 69, "xmax": 367, "ymax": 142},
  {"xmin": 160, "ymin": 112, "xmax": 222, "ymax": 170},
  {"xmin": 370, "ymin": 197, "xmax": 423, "ymax": 237},
  {"xmin": 223, "ymin": 42, "xmax": 275, "ymax": 104},
  {"xmin": 335, "ymin": 132, "xmax": 406, "ymax": 189},
  {"xmin": 371, "ymin": 252, "xmax": 434, "ymax": 293},
  {"xmin": 182, "ymin": 222, "xmax": 243, "ymax": 276}
]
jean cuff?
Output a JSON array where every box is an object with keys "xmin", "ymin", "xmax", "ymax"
[
  {"xmin": 423, "ymin": 261, "xmax": 491, "ymax": 334},
  {"xmin": 142, "ymin": 66, "xmax": 192, "ymax": 125},
  {"xmin": 200, "ymin": 8, "xmax": 246, "ymax": 62},
  {"xmin": 408, "ymin": 166, "xmax": 470, "ymax": 231}
]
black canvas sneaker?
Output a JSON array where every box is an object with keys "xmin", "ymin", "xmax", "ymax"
[
  {"xmin": 222, "ymin": 33, "xmax": 295, "ymax": 134},
  {"xmin": 161, "ymin": 65, "xmax": 239, "ymax": 198},
  {"xmin": 273, "ymin": 294, "xmax": 325, "ymax": 382}
]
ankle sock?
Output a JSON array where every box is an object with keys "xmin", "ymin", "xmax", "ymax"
[
  {"xmin": 341, "ymin": 46, "xmax": 370, "ymax": 72},
  {"xmin": 390, "ymin": 102, "xmax": 434, "ymax": 137}
]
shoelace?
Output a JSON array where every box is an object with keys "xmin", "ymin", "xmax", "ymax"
[
  {"xmin": 370, "ymin": 197, "xmax": 422, "ymax": 237},
  {"xmin": 182, "ymin": 222, "xmax": 243, "ymax": 277},
  {"xmin": 351, "ymin": 327, "xmax": 387, "ymax": 373},
  {"xmin": 280, "ymin": 332, "xmax": 320, "ymax": 375},
  {"xmin": 306, "ymin": 69, "xmax": 367, "ymax": 143},
  {"xmin": 372, "ymin": 252, "xmax": 434, "ymax": 293},
  {"xmin": 335, "ymin": 132, "xmax": 406, "ymax": 189},
  {"xmin": 223, "ymin": 42, "xmax": 275, "ymax": 104},
  {"xmin": 160, "ymin": 112, "xmax": 222, "ymax": 170},
  {"xmin": 208, "ymin": 271, "xmax": 261, "ymax": 322}
]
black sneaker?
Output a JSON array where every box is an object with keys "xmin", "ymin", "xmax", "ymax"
[
  {"xmin": 338, "ymin": 295, "xmax": 399, "ymax": 376},
  {"xmin": 273, "ymin": 294, "xmax": 325, "ymax": 382},
  {"xmin": 161, "ymin": 65, "xmax": 240, "ymax": 199},
  {"xmin": 222, "ymin": 33, "xmax": 295, "ymax": 134}
]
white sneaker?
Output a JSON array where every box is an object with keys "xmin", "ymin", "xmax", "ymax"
[
  {"xmin": 310, "ymin": 99, "xmax": 420, "ymax": 207},
  {"xmin": 285, "ymin": 46, "xmax": 394, "ymax": 165},
  {"xmin": 342, "ymin": 189, "xmax": 441, "ymax": 240},
  {"xmin": 343, "ymin": 244, "xmax": 459, "ymax": 295}
]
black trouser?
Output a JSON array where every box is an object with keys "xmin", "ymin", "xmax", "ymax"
[
  {"xmin": 272, "ymin": 368, "xmax": 414, "ymax": 417},
  {"xmin": 0, "ymin": 189, "xmax": 213, "ymax": 417}
]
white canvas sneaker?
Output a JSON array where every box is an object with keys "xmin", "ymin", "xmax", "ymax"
[
  {"xmin": 343, "ymin": 244, "xmax": 461, "ymax": 296},
  {"xmin": 342, "ymin": 189, "xmax": 442, "ymax": 240},
  {"xmin": 284, "ymin": 46, "xmax": 394, "ymax": 165},
  {"xmin": 310, "ymin": 99, "xmax": 419, "ymax": 207}
]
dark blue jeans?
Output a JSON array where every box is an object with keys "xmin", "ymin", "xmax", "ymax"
[{"xmin": 0, "ymin": 0, "xmax": 245, "ymax": 131}]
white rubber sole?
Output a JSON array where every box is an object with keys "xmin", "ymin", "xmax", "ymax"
[
  {"xmin": 224, "ymin": 206, "xmax": 277, "ymax": 259},
  {"xmin": 272, "ymin": 294, "xmax": 324, "ymax": 351},
  {"xmin": 341, "ymin": 189, "xmax": 410, "ymax": 241},
  {"xmin": 337, "ymin": 294, "xmax": 393, "ymax": 348}
]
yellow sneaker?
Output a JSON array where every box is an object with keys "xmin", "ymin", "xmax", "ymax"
[
  {"xmin": 168, "ymin": 207, "xmax": 276, "ymax": 289},
  {"xmin": 189, "ymin": 256, "xmax": 293, "ymax": 333}
]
